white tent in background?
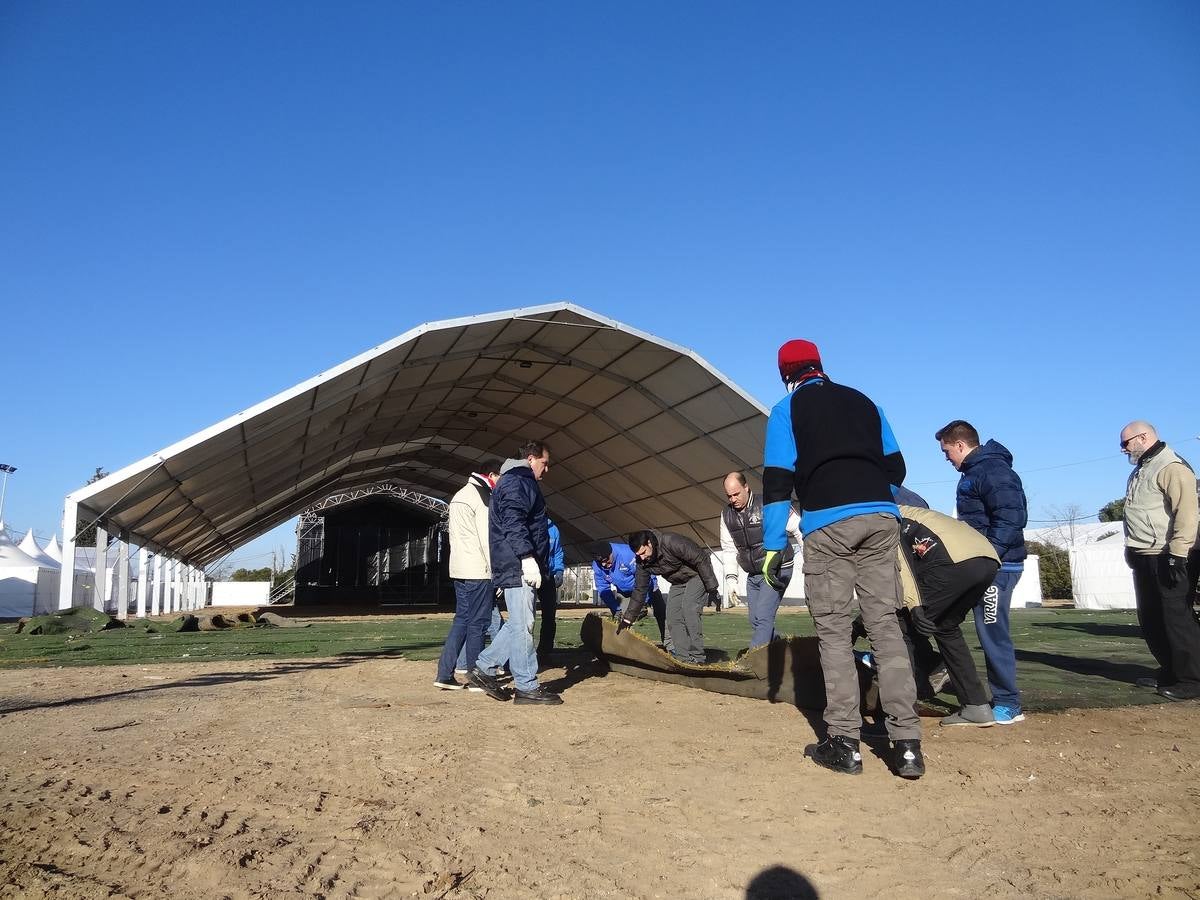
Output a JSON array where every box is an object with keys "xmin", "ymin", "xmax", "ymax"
[
  {"xmin": 0, "ymin": 530, "xmax": 60, "ymax": 617},
  {"xmin": 1024, "ymin": 522, "xmax": 1135, "ymax": 609},
  {"xmin": 43, "ymin": 535, "xmax": 63, "ymax": 565},
  {"xmin": 1069, "ymin": 532, "xmax": 1135, "ymax": 610},
  {"xmin": 19, "ymin": 529, "xmax": 60, "ymax": 569}
]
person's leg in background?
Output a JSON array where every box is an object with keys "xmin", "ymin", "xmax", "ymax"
[
  {"xmin": 435, "ymin": 578, "xmax": 492, "ymax": 685},
  {"xmin": 536, "ymin": 581, "xmax": 557, "ymax": 661},
  {"xmin": 649, "ymin": 588, "xmax": 672, "ymax": 654},
  {"xmin": 745, "ymin": 572, "xmax": 783, "ymax": 648}
]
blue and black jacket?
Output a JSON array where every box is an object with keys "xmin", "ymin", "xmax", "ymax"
[
  {"xmin": 762, "ymin": 377, "xmax": 904, "ymax": 549},
  {"xmin": 955, "ymin": 439, "xmax": 1028, "ymax": 566},
  {"xmin": 488, "ymin": 464, "xmax": 550, "ymax": 589}
]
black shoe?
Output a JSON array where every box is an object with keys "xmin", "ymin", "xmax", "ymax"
[
  {"xmin": 804, "ymin": 736, "xmax": 862, "ymax": 775},
  {"xmin": 1157, "ymin": 684, "xmax": 1200, "ymax": 701},
  {"xmin": 513, "ymin": 687, "xmax": 563, "ymax": 706},
  {"xmin": 467, "ymin": 667, "xmax": 510, "ymax": 702},
  {"xmin": 893, "ymin": 739, "xmax": 925, "ymax": 779}
]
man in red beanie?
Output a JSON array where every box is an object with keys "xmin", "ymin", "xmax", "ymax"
[{"xmin": 761, "ymin": 339, "xmax": 924, "ymax": 779}]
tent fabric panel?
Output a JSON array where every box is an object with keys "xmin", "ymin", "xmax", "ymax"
[
  {"xmin": 623, "ymin": 455, "xmax": 692, "ymax": 496},
  {"xmin": 659, "ymin": 438, "xmax": 743, "ymax": 485},
  {"xmin": 637, "ymin": 356, "xmax": 721, "ymax": 408},
  {"xmin": 596, "ymin": 386, "xmax": 664, "ymax": 432}
]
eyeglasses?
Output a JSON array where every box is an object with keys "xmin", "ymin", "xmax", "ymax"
[{"xmin": 1120, "ymin": 433, "xmax": 1146, "ymax": 450}]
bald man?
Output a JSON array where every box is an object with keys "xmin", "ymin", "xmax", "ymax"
[
  {"xmin": 719, "ymin": 471, "xmax": 801, "ymax": 648},
  {"xmin": 1120, "ymin": 421, "xmax": 1200, "ymax": 701}
]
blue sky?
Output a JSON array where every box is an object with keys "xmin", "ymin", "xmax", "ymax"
[{"xmin": 2, "ymin": 2, "xmax": 1197, "ymax": 567}]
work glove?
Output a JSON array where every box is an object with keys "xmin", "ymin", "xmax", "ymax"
[
  {"xmin": 708, "ymin": 590, "xmax": 722, "ymax": 612},
  {"xmin": 615, "ymin": 618, "xmax": 631, "ymax": 634},
  {"xmin": 762, "ymin": 550, "xmax": 784, "ymax": 590},
  {"xmin": 725, "ymin": 576, "xmax": 739, "ymax": 608},
  {"xmin": 520, "ymin": 557, "xmax": 542, "ymax": 589},
  {"xmin": 554, "ymin": 572, "xmax": 564, "ymax": 588},
  {"xmin": 1163, "ymin": 554, "xmax": 1189, "ymax": 589}
]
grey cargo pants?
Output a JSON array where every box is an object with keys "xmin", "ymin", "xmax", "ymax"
[
  {"xmin": 665, "ymin": 575, "xmax": 707, "ymax": 664},
  {"xmin": 804, "ymin": 513, "xmax": 920, "ymax": 742}
]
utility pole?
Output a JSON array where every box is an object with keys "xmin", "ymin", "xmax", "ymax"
[{"xmin": 0, "ymin": 464, "xmax": 16, "ymax": 522}]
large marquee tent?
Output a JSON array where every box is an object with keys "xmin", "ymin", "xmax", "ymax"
[{"xmin": 58, "ymin": 304, "xmax": 771, "ymax": 610}]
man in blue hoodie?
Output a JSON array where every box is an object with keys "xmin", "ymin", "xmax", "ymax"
[
  {"xmin": 589, "ymin": 541, "xmax": 669, "ymax": 650},
  {"xmin": 936, "ymin": 420, "xmax": 1028, "ymax": 724},
  {"xmin": 468, "ymin": 440, "xmax": 562, "ymax": 706}
]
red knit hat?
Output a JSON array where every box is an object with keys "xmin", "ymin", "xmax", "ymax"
[{"xmin": 777, "ymin": 339, "xmax": 823, "ymax": 382}]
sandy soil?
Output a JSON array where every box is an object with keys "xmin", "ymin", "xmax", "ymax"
[{"xmin": 2, "ymin": 632, "xmax": 1199, "ymax": 900}]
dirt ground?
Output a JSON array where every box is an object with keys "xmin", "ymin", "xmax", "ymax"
[{"xmin": 2, "ymin": 631, "xmax": 1199, "ymax": 900}]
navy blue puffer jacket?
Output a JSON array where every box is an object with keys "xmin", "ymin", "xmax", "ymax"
[
  {"xmin": 488, "ymin": 464, "xmax": 550, "ymax": 589},
  {"xmin": 955, "ymin": 440, "xmax": 1028, "ymax": 564}
]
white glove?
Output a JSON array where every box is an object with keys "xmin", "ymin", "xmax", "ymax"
[
  {"xmin": 521, "ymin": 557, "xmax": 542, "ymax": 589},
  {"xmin": 725, "ymin": 575, "xmax": 740, "ymax": 607}
]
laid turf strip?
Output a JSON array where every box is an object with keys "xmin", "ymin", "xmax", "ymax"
[{"xmin": 0, "ymin": 608, "xmax": 1168, "ymax": 711}]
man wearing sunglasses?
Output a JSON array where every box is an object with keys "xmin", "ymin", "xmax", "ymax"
[{"xmin": 1119, "ymin": 421, "xmax": 1200, "ymax": 701}]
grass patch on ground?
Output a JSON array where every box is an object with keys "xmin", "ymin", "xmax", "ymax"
[{"xmin": 0, "ymin": 607, "xmax": 1164, "ymax": 712}]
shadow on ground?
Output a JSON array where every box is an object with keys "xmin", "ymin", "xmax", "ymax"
[{"xmin": 0, "ymin": 644, "xmax": 440, "ymax": 715}]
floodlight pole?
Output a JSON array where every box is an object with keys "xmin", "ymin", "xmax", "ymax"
[{"xmin": 0, "ymin": 463, "xmax": 16, "ymax": 522}]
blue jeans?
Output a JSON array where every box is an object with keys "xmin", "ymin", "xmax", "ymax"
[
  {"xmin": 456, "ymin": 602, "xmax": 501, "ymax": 670},
  {"xmin": 437, "ymin": 580, "xmax": 496, "ymax": 683},
  {"xmin": 973, "ymin": 567, "xmax": 1022, "ymax": 708},
  {"xmin": 745, "ymin": 572, "xmax": 786, "ymax": 648},
  {"xmin": 475, "ymin": 585, "xmax": 539, "ymax": 693}
]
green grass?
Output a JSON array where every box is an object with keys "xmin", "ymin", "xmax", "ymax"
[{"xmin": 0, "ymin": 608, "xmax": 1164, "ymax": 712}]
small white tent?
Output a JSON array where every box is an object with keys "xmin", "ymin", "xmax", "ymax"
[
  {"xmin": 20, "ymin": 529, "xmax": 61, "ymax": 570},
  {"xmin": 0, "ymin": 530, "xmax": 60, "ymax": 617},
  {"xmin": 1069, "ymin": 534, "xmax": 1136, "ymax": 610},
  {"xmin": 43, "ymin": 535, "xmax": 63, "ymax": 565},
  {"xmin": 1026, "ymin": 523, "xmax": 1135, "ymax": 609}
]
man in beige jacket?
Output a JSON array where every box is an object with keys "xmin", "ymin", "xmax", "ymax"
[
  {"xmin": 434, "ymin": 459, "xmax": 503, "ymax": 690},
  {"xmin": 1119, "ymin": 422, "xmax": 1200, "ymax": 701}
]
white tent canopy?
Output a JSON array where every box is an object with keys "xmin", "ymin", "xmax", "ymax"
[
  {"xmin": 19, "ymin": 529, "xmax": 60, "ymax": 569},
  {"xmin": 59, "ymin": 304, "xmax": 770, "ymax": 609},
  {"xmin": 0, "ymin": 532, "xmax": 42, "ymax": 570},
  {"xmin": 0, "ymin": 530, "xmax": 59, "ymax": 618},
  {"xmin": 42, "ymin": 535, "xmax": 63, "ymax": 565}
]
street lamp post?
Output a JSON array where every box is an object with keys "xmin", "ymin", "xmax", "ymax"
[{"xmin": 0, "ymin": 464, "xmax": 15, "ymax": 522}]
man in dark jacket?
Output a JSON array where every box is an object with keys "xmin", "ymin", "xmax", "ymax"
[
  {"xmin": 620, "ymin": 529, "xmax": 719, "ymax": 665},
  {"xmin": 936, "ymin": 420, "xmax": 1028, "ymax": 724},
  {"xmin": 720, "ymin": 471, "xmax": 801, "ymax": 648},
  {"xmin": 763, "ymin": 339, "xmax": 923, "ymax": 779},
  {"xmin": 468, "ymin": 440, "xmax": 562, "ymax": 706}
]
